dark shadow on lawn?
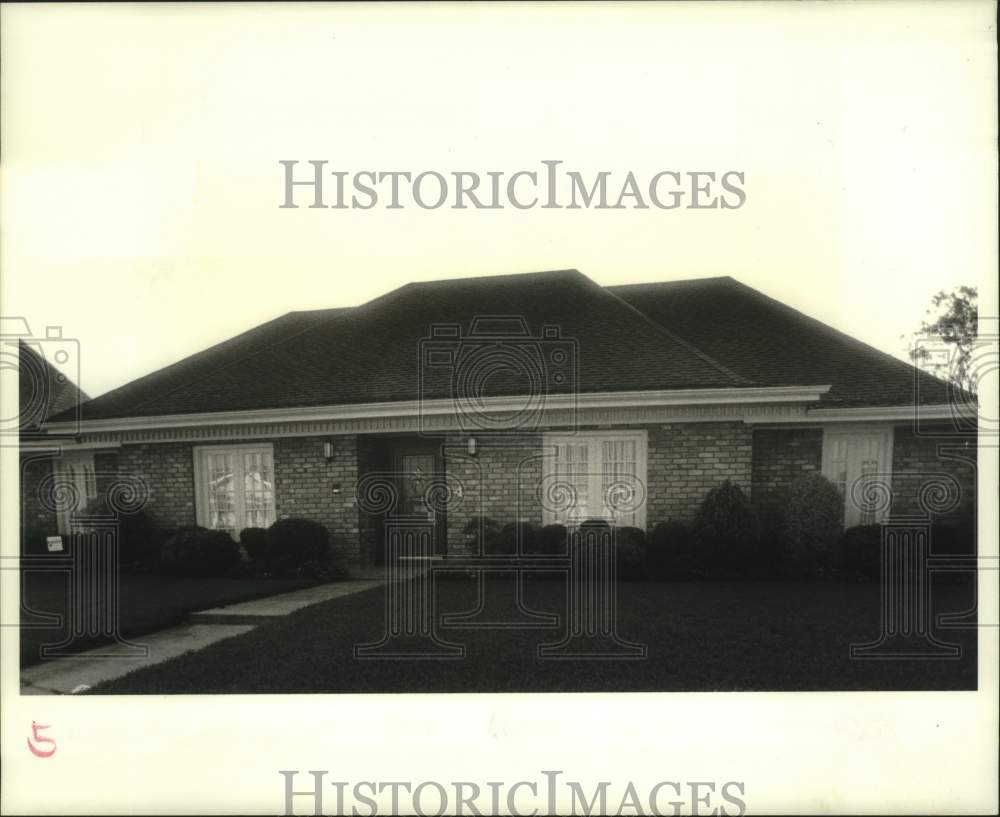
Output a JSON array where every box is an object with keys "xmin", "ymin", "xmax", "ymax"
[
  {"xmin": 18, "ymin": 571, "xmax": 319, "ymax": 669},
  {"xmin": 89, "ymin": 575, "xmax": 978, "ymax": 694}
]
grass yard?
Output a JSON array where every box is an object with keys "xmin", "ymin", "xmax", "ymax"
[
  {"xmin": 91, "ymin": 574, "xmax": 978, "ymax": 693},
  {"xmin": 18, "ymin": 570, "xmax": 317, "ymax": 668}
]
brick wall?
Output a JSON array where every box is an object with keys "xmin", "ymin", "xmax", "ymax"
[
  {"xmin": 444, "ymin": 435, "xmax": 544, "ymax": 555},
  {"xmin": 890, "ymin": 425, "xmax": 976, "ymax": 521},
  {"xmin": 750, "ymin": 428, "xmax": 824, "ymax": 524},
  {"xmin": 646, "ymin": 422, "xmax": 754, "ymax": 525},
  {"xmin": 117, "ymin": 442, "xmax": 197, "ymax": 528},
  {"xmin": 62, "ymin": 421, "xmax": 973, "ymax": 570},
  {"xmin": 438, "ymin": 422, "xmax": 754, "ymax": 543},
  {"xmin": 114, "ymin": 435, "xmax": 363, "ymax": 564},
  {"xmin": 273, "ymin": 435, "xmax": 360, "ymax": 564}
]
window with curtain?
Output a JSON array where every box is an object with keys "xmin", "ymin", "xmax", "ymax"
[
  {"xmin": 542, "ymin": 431, "xmax": 647, "ymax": 528},
  {"xmin": 55, "ymin": 452, "xmax": 99, "ymax": 534},
  {"xmin": 195, "ymin": 444, "xmax": 276, "ymax": 538},
  {"xmin": 821, "ymin": 428, "xmax": 893, "ymax": 527}
]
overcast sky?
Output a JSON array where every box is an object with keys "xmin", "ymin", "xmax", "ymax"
[{"xmin": 2, "ymin": 2, "xmax": 996, "ymax": 398}]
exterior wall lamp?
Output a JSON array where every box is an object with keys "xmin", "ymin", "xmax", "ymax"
[
  {"xmin": 467, "ymin": 437, "xmax": 478, "ymax": 457},
  {"xmin": 323, "ymin": 441, "xmax": 335, "ymax": 460}
]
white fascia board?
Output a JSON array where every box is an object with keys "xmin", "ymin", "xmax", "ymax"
[
  {"xmin": 755, "ymin": 403, "xmax": 977, "ymax": 424},
  {"xmin": 43, "ymin": 385, "xmax": 832, "ymax": 435},
  {"xmin": 17, "ymin": 439, "xmax": 122, "ymax": 451}
]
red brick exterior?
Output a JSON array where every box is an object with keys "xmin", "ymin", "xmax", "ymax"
[
  {"xmin": 890, "ymin": 425, "xmax": 976, "ymax": 521},
  {"xmin": 117, "ymin": 442, "xmax": 197, "ymax": 529},
  {"xmin": 273, "ymin": 435, "xmax": 360, "ymax": 562},
  {"xmin": 24, "ymin": 420, "xmax": 974, "ymax": 570},
  {"xmin": 750, "ymin": 428, "xmax": 824, "ymax": 525},
  {"xmin": 646, "ymin": 422, "xmax": 753, "ymax": 524},
  {"xmin": 443, "ymin": 435, "xmax": 545, "ymax": 557}
]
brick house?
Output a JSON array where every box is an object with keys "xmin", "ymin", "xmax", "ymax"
[{"xmin": 26, "ymin": 270, "xmax": 977, "ymax": 569}]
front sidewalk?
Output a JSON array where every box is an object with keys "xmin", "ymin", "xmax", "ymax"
[{"xmin": 20, "ymin": 578, "xmax": 383, "ymax": 695}]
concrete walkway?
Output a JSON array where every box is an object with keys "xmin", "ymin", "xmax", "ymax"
[
  {"xmin": 188, "ymin": 579, "xmax": 383, "ymax": 624},
  {"xmin": 20, "ymin": 623, "xmax": 256, "ymax": 695},
  {"xmin": 20, "ymin": 578, "xmax": 384, "ymax": 695}
]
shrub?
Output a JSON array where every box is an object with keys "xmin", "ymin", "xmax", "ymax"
[
  {"xmin": 239, "ymin": 527, "xmax": 269, "ymax": 560},
  {"xmin": 536, "ymin": 524, "xmax": 568, "ymax": 556},
  {"xmin": 160, "ymin": 526, "xmax": 242, "ymax": 578},
  {"xmin": 692, "ymin": 480, "xmax": 756, "ymax": 578},
  {"xmin": 614, "ymin": 526, "xmax": 647, "ymax": 580},
  {"xmin": 79, "ymin": 495, "xmax": 164, "ymax": 566},
  {"xmin": 485, "ymin": 521, "xmax": 535, "ymax": 556},
  {"xmin": 751, "ymin": 509, "xmax": 788, "ymax": 580},
  {"xmin": 118, "ymin": 510, "xmax": 166, "ymax": 566},
  {"xmin": 647, "ymin": 520, "xmax": 692, "ymax": 580},
  {"xmin": 267, "ymin": 518, "xmax": 332, "ymax": 573},
  {"xmin": 463, "ymin": 516, "xmax": 500, "ymax": 554},
  {"xmin": 836, "ymin": 525, "xmax": 882, "ymax": 580},
  {"xmin": 570, "ymin": 519, "xmax": 611, "ymax": 556},
  {"xmin": 784, "ymin": 473, "xmax": 844, "ymax": 577}
]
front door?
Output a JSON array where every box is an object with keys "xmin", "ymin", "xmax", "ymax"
[{"xmin": 392, "ymin": 444, "xmax": 447, "ymax": 556}]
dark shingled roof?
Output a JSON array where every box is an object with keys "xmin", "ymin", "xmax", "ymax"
[
  {"xmin": 55, "ymin": 269, "xmax": 956, "ymax": 423},
  {"xmin": 19, "ymin": 341, "xmax": 90, "ymax": 427},
  {"xmin": 67, "ymin": 270, "xmax": 746, "ymax": 422},
  {"xmin": 609, "ymin": 276, "xmax": 953, "ymax": 408}
]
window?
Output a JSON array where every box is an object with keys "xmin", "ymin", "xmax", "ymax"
[
  {"xmin": 542, "ymin": 431, "xmax": 647, "ymax": 528},
  {"xmin": 194, "ymin": 444, "xmax": 276, "ymax": 538},
  {"xmin": 55, "ymin": 452, "xmax": 99, "ymax": 534},
  {"xmin": 821, "ymin": 427, "xmax": 893, "ymax": 527}
]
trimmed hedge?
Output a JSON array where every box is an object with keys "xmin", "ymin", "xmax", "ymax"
[
  {"xmin": 536, "ymin": 524, "xmax": 568, "ymax": 556},
  {"xmin": 647, "ymin": 520, "xmax": 693, "ymax": 580},
  {"xmin": 835, "ymin": 518, "xmax": 976, "ymax": 583},
  {"xmin": 463, "ymin": 516, "xmax": 500, "ymax": 554},
  {"xmin": 614, "ymin": 526, "xmax": 647, "ymax": 580},
  {"xmin": 78, "ymin": 495, "xmax": 166, "ymax": 566},
  {"xmin": 266, "ymin": 518, "xmax": 332, "ymax": 574},
  {"xmin": 160, "ymin": 526, "xmax": 242, "ymax": 578},
  {"xmin": 836, "ymin": 525, "xmax": 881, "ymax": 580},
  {"xmin": 692, "ymin": 480, "xmax": 757, "ymax": 579},
  {"xmin": 783, "ymin": 473, "xmax": 843, "ymax": 576},
  {"xmin": 239, "ymin": 527, "xmax": 269, "ymax": 560},
  {"xmin": 492, "ymin": 521, "xmax": 535, "ymax": 555}
]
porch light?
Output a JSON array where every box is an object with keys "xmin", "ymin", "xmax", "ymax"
[
  {"xmin": 467, "ymin": 437, "xmax": 478, "ymax": 456},
  {"xmin": 323, "ymin": 441, "xmax": 335, "ymax": 460}
]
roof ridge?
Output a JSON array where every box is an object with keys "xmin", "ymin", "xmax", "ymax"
[
  {"xmin": 407, "ymin": 268, "xmax": 583, "ymax": 289},
  {"xmin": 589, "ymin": 277, "xmax": 753, "ymax": 386},
  {"xmin": 609, "ymin": 275, "xmax": 736, "ymax": 291}
]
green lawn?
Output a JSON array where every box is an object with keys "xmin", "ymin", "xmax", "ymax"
[
  {"xmin": 91, "ymin": 575, "xmax": 978, "ymax": 693},
  {"xmin": 19, "ymin": 571, "xmax": 316, "ymax": 668}
]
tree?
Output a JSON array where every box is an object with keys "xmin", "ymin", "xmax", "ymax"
[{"xmin": 908, "ymin": 286, "xmax": 978, "ymax": 393}]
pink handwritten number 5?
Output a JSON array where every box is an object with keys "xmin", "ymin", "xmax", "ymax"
[{"xmin": 27, "ymin": 721, "xmax": 56, "ymax": 758}]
